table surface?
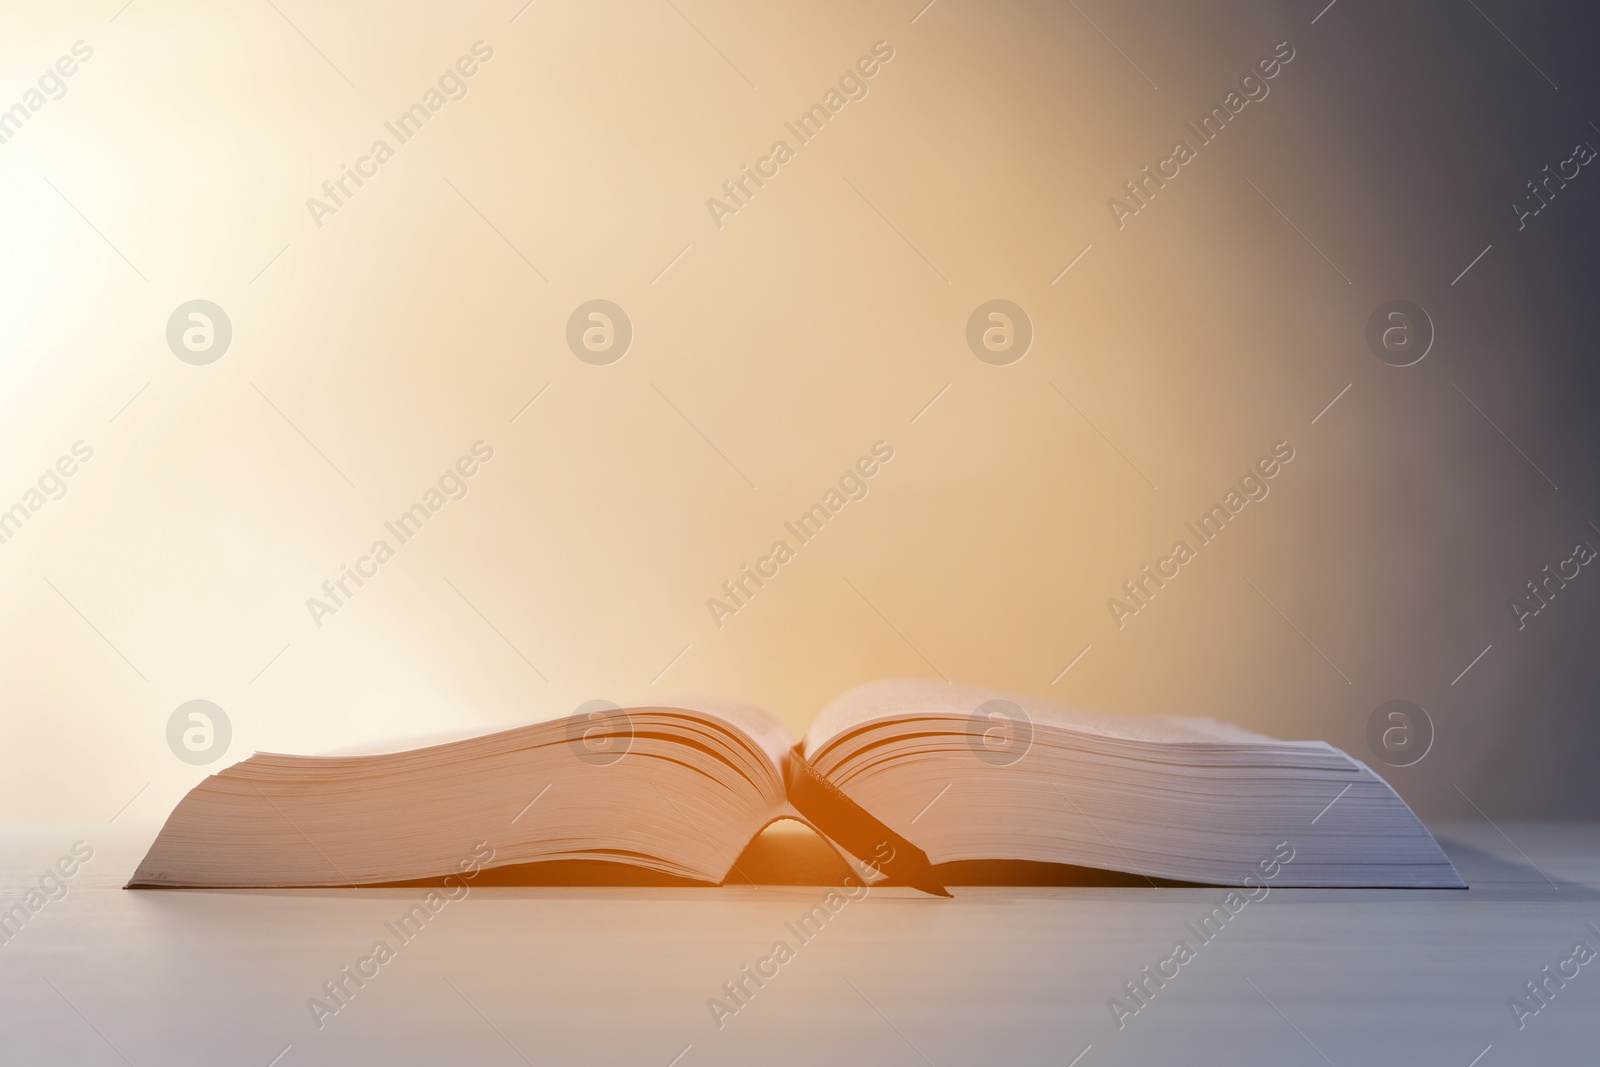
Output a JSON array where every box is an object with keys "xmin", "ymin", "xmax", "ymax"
[{"xmin": 2, "ymin": 820, "xmax": 1597, "ymax": 1067}]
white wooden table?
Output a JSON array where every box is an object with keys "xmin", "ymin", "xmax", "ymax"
[{"xmin": 1, "ymin": 821, "xmax": 1596, "ymax": 1066}]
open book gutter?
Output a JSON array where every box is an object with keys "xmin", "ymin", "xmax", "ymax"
[{"xmin": 785, "ymin": 747, "xmax": 952, "ymax": 897}]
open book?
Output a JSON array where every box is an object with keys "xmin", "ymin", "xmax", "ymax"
[{"xmin": 128, "ymin": 680, "xmax": 1464, "ymax": 891}]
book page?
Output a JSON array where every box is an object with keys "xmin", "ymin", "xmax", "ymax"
[
  {"xmin": 804, "ymin": 678, "xmax": 1298, "ymax": 756},
  {"xmin": 648, "ymin": 695, "xmax": 796, "ymax": 771},
  {"xmin": 316, "ymin": 696, "xmax": 795, "ymax": 774}
]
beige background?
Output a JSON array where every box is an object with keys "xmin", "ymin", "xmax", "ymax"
[{"xmin": 1, "ymin": 0, "xmax": 1595, "ymax": 824}]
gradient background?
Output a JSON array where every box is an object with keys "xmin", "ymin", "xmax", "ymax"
[{"xmin": 1, "ymin": 0, "xmax": 1598, "ymax": 828}]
